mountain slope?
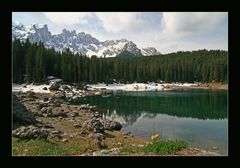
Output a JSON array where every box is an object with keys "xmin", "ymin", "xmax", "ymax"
[{"xmin": 12, "ymin": 22, "xmax": 161, "ymax": 57}]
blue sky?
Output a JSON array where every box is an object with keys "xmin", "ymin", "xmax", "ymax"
[{"xmin": 12, "ymin": 12, "xmax": 228, "ymax": 54}]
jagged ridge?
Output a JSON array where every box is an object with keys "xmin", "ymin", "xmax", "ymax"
[{"xmin": 12, "ymin": 22, "xmax": 161, "ymax": 57}]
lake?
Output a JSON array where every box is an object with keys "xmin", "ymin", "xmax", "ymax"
[{"xmin": 70, "ymin": 89, "xmax": 228, "ymax": 155}]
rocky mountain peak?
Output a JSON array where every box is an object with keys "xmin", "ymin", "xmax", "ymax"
[
  {"xmin": 116, "ymin": 39, "xmax": 128, "ymax": 43},
  {"xmin": 142, "ymin": 47, "xmax": 161, "ymax": 56},
  {"xmin": 12, "ymin": 22, "xmax": 161, "ymax": 57},
  {"xmin": 28, "ymin": 24, "xmax": 51, "ymax": 44},
  {"xmin": 103, "ymin": 40, "xmax": 116, "ymax": 46},
  {"xmin": 13, "ymin": 21, "xmax": 25, "ymax": 29},
  {"xmin": 122, "ymin": 41, "xmax": 142, "ymax": 56}
]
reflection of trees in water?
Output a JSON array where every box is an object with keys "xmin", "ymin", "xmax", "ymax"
[{"xmin": 71, "ymin": 90, "xmax": 227, "ymax": 122}]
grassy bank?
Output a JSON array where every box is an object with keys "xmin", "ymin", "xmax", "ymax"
[
  {"xmin": 12, "ymin": 137, "xmax": 188, "ymax": 156},
  {"xmin": 143, "ymin": 140, "xmax": 188, "ymax": 155},
  {"xmin": 13, "ymin": 138, "xmax": 66, "ymax": 156}
]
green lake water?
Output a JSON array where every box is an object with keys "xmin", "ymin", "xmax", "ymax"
[{"xmin": 70, "ymin": 89, "xmax": 228, "ymax": 155}]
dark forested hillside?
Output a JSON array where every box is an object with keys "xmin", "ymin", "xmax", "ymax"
[{"xmin": 12, "ymin": 39, "xmax": 228, "ymax": 84}]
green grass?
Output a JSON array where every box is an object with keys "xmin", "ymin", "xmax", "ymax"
[
  {"xmin": 12, "ymin": 138, "xmax": 66, "ymax": 156},
  {"xmin": 66, "ymin": 144, "xmax": 96, "ymax": 154},
  {"xmin": 120, "ymin": 145, "xmax": 135, "ymax": 155},
  {"xmin": 143, "ymin": 140, "xmax": 188, "ymax": 155},
  {"xmin": 12, "ymin": 138, "xmax": 97, "ymax": 156},
  {"xmin": 12, "ymin": 138, "xmax": 188, "ymax": 156}
]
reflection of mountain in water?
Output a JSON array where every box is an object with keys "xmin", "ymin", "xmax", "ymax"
[
  {"xmin": 102, "ymin": 109, "xmax": 158, "ymax": 125},
  {"xmin": 70, "ymin": 90, "xmax": 227, "ymax": 124},
  {"xmin": 140, "ymin": 112, "xmax": 158, "ymax": 119},
  {"xmin": 103, "ymin": 109, "xmax": 142, "ymax": 125}
]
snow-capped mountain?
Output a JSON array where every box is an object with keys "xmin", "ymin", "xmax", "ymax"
[
  {"xmin": 141, "ymin": 47, "xmax": 161, "ymax": 56},
  {"xmin": 12, "ymin": 22, "xmax": 161, "ymax": 57}
]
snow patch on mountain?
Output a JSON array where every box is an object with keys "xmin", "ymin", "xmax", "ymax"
[{"xmin": 141, "ymin": 47, "xmax": 161, "ymax": 56}]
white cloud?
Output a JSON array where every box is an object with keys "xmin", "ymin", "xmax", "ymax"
[
  {"xmin": 95, "ymin": 12, "xmax": 145, "ymax": 33},
  {"xmin": 162, "ymin": 12, "xmax": 227, "ymax": 37},
  {"xmin": 145, "ymin": 37, "xmax": 227, "ymax": 54},
  {"xmin": 43, "ymin": 12, "xmax": 91, "ymax": 25},
  {"xmin": 41, "ymin": 12, "xmax": 227, "ymax": 53}
]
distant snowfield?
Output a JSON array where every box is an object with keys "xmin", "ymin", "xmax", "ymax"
[
  {"xmin": 88, "ymin": 83, "xmax": 167, "ymax": 91},
  {"xmin": 88, "ymin": 82, "xmax": 199, "ymax": 92},
  {"xmin": 12, "ymin": 83, "xmax": 51, "ymax": 93},
  {"xmin": 171, "ymin": 83, "xmax": 198, "ymax": 87},
  {"xmin": 12, "ymin": 80, "xmax": 199, "ymax": 93}
]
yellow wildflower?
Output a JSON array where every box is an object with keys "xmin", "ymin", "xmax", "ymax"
[{"xmin": 151, "ymin": 133, "xmax": 159, "ymax": 140}]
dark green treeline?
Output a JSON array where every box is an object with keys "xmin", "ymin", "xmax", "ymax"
[{"xmin": 13, "ymin": 39, "xmax": 228, "ymax": 84}]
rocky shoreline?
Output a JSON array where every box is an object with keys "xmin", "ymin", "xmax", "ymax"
[
  {"xmin": 12, "ymin": 82, "xmax": 223, "ymax": 156},
  {"xmin": 12, "ymin": 91, "xmax": 149, "ymax": 156}
]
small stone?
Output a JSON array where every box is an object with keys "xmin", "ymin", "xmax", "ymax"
[
  {"xmin": 49, "ymin": 82, "xmax": 60, "ymax": 91},
  {"xmin": 69, "ymin": 119, "xmax": 75, "ymax": 122},
  {"xmin": 26, "ymin": 91, "xmax": 36, "ymax": 98},
  {"xmin": 123, "ymin": 131, "xmax": 132, "ymax": 136},
  {"xmin": 42, "ymin": 123, "xmax": 53, "ymax": 129},
  {"xmin": 62, "ymin": 85, "xmax": 70, "ymax": 91},
  {"xmin": 61, "ymin": 138, "xmax": 68, "ymax": 142},
  {"xmin": 137, "ymin": 144, "xmax": 144, "ymax": 148},
  {"xmin": 81, "ymin": 118, "xmax": 104, "ymax": 133},
  {"xmin": 51, "ymin": 130, "xmax": 62, "ymax": 138},
  {"xmin": 73, "ymin": 112, "xmax": 79, "ymax": 116},
  {"xmin": 92, "ymin": 148, "xmax": 120, "ymax": 156},
  {"xmin": 27, "ymin": 98, "xmax": 35, "ymax": 101},
  {"xmin": 39, "ymin": 103, "xmax": 48, "ymax": 109},
  {"xmin": 101, "ymin": 119, "xmax": 122, "ymax": 131},
  {"xmin": 79, "ymin": 131, "xmax": 87, "ymax": 136},
  {"xmin": 53, "ymin": 111, "xmax": 68, "ymax": 117},
  {"xmin": 41, "ymin": 107, "xmax": 52, "ymax": 114},
  {"xmin": 74, "ymin": 124, "xmax": 81, "ymax": 128},
  {"xmin": 36, "ymin": 119, "xmax": 42, "ymax": 123},
  {"xmin": 95, "ymin": 133, "xmax": 105, "ymax": 141},
  {"xmin": 52, "ymin": 102, "xmax": 61, "ymax": 107},
  {"xmin": 43, "ymin": 97, "xmax": 49, "ymax": 102}
]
